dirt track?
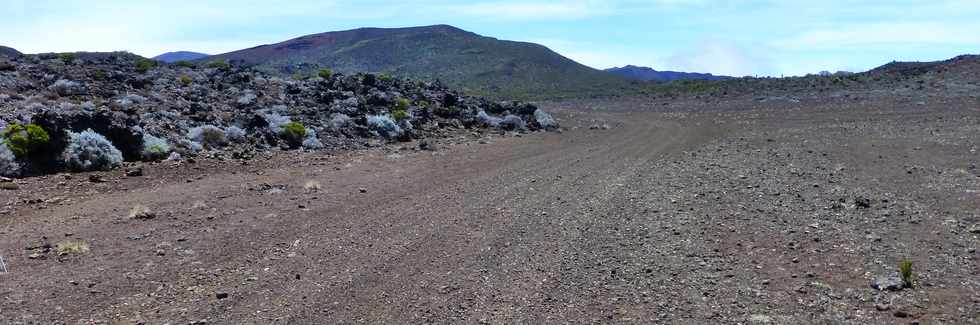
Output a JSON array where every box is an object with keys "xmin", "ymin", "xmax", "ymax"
[{"xmin": 2, "ymin": 98, "xmax": 979, "ymax": 324}]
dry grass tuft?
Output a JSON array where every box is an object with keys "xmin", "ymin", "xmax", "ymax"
[
  {"xmin": 303, "ymin": 180, "xmax": 322, "ymax": 193},
  {"xmin": 128, "ymin": 204, "xmax": 155, "ymax": 219},
  {"xmin": 56, "ymin": 240, "xmax": 90, "ymax": 255}
]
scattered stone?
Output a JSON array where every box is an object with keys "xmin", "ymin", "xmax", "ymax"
[
  {"xmin": 419, "ymin": 139, "xmax": 436, "ymax": 151},
  {"xmin": 968, "ymin": 224, "xmax": 980, "ymax": 234},
  {"xmin": 854, "ymin": 196, "xmax": 871, "ymax": 209},
  {"xmin": 128, "ymin": 205, "xmax": 155, "ymax": 220},
  {"xmin": 358, "ymin": 188, "xmax": 367, "ymax": 193},
  {"xmin": 216, "ymin": 292, "xmax": 229, "ymax": 299},
  {"xmin": 125, "ymin": 167, "xmax": 143, "ymax": 177},
  {"xmin": 871, "ymin": 274, "xmax": 904, "ymax": 291},
  {"xmin": 88, "ymin": 174, "xmax": 106, "ymax": 183},
  {"xmin": 875, "ymin": 303, "xmax": 891, "ymax": 311},
  {"xmin": 893, "ymin": 310, "xmax": 911, "ymax": 318}
]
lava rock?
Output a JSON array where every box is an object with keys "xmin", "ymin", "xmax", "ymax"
[{"xmin": 870, "ymin": 274, "xmax": 904, "ymax": 291}]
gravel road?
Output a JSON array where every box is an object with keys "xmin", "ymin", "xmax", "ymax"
[{"xmin": 2, "ymin": 96, "xmax": 978, "ymax": 324}]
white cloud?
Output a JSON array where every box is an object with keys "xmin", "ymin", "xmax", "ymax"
[
  {"xmin": 528, "ymin": 38, "xmax": 666, "ymax": 70},
  {"xmin": 666, "ymin": 41, "xmax": 776, "ymax": 77}
]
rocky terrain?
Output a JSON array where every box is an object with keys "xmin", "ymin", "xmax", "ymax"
[
  {"xmin": 0, "ymin": 48, "xmax": 978, "ymax": 324},
  {"xmin": 0, "ymin": 51, "xmax": 558, "ymax": 177}
]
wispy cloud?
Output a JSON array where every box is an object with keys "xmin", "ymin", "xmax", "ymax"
[
  {"xmin": 774, "ymin": 22, "xmax": 980, "ymax": 50},
  {"xmin": 448, "ymin": 1, "xmax": 615, "ymax": 20}
]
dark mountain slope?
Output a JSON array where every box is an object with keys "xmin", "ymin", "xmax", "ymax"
[
  {"xmin": 605, "ymin": 65, "xmax": 732, "ymax": 82},
  {"xmin": 206, "ymin": 25, "xmax": 636, "ymax": 99},
  {"xmin": 0, "ymin": 45, "xmax": 22, "ymax": 58},
  {"xmin": 153, "ymin": 51, "xmax": 209, "ymax": 62}
]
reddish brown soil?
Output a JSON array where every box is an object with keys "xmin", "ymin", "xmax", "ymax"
[{"xmin": 1, "ymin": 96, "xmax": 979, "ymax": 324}]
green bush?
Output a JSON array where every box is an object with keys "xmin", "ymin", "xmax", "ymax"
[
  {"xmin": 179, "ymin": 75, "xmax": 192, "ymax": 86},
  {"xmin": 175, "ymin": 60, "xmax": 196, "ymax": 68},
  {"xmin": 281, "ymin": 122, "xmax": 306, "ymax": 147},
  {"xmin": 378, "ymin": 73, "xmax": 394, "ymax": 83},
  {"xmin": 1, "ymin": 123, "xmax": 50, "ymax": 157},
  {"xmin": 58, "ymin": 53, "xmax": 77, "ymax": 64},
  {"xmin": 135, "ymin": 58, "xmax": 159, "ymax": 72},
  {"xmin": 391, "ymin": 98, "xmax": 411, "ymax": 121},
  {"xmin": 318, "ymin": 68, "xmax": 333, "ymax": 79},
  {"xmin": 206, "ymin": 59, "xmax": 229, "ymax": 69},
  {"xmin": 899, "ymin": 259, "xmax": 913, "ymax": 288},
  {"xmin": 93, "ymin": 69, "xmax": 107, "ymax": 80}
]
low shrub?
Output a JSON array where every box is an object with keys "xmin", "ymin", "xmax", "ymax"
[
  {"xmin": 318, "ymin": 68, "xmax": 333, "ymax": 79},
  {"xmin": 302, "ymin": 128, "xmax": 323, "ymax": 149},
  {"xmin": 188, "ymin": 125, "xmax": 227, "ymax": 148},
  {"xmin": 281, "ymin": 121, "xmax": 306, "ymax": 147},
  {"xmin": 62, "ymin": 129, "xmax": 124, "ymax": 171},
  {"xmin": 135, "ymin": 58, "xmax": 159, "ymax": 72},
  {"xmin": 179, "ymin": 75, "xmax": 192, "ymax": 86},
  {"xmin": 330, "ymin": 113, "xmax": 351, "ymax": 129},
  {"xmin": 366, "ymin": 115, "xmax": 402, "ymax": 139},
  {"xmin": 499, "ymin": 114, "xmax": 526, "ymax": 130},
  {"xmin": 206, "ymin": 59, "xmax": 229, "ymax": 69},
  {"xmin": 56, "ymin": 240, "xmax": 90, "ymax": 254},
  {"xmin": 0, "ymin": 143, "xmax": 19, "ymax": 177},
  {"xmin": 533, "ymin": 109, "xmax": 558, "ymax": 129},
  {"xmin": 175, "ymin": 60, "xmax": 196, "ymax": 68},
  {"xmin": 392, "ymin": 98, "xmax": 411, "ymax": 121},
  {"xmin": 224, "ymin": 126, "xmax": 246, "ymax": 143},
  {"xmin": 141, "ymin": 133, "xmax": 171, "ymax": 161},
  {"xmin": 58, "ymin": 53, "xmax": 77, "ymax": 64},
  {"xmin": 1, "ymin": 123, "xmax": 50, "ymax": 157},
  {"xmin": 900, "ymin": 259, "xmax": 914, "ymax": 288},
  {"xmin": 477, "ymin": 111, "xmax": 502, "ymax": 128},
  {"xmin": 49, "ymin": 79, "xmax": 85, "ymax": 96},
  {"xmin": 263, "ymin": 112, "xmax": 291, "ymax": 134}
]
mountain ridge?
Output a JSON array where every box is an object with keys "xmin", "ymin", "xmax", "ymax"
[
  {"xmin": 153, "ymin": 51, "xmax": 209, "ymax": 62},
  {"xmin": 204, "ymin": 25, "xmax": 636, "ymax": 99},
  {"xmin": 605, "ymin": 65, "xmax": 732, "ymax": 82}
]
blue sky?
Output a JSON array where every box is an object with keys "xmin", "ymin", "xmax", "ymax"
[{"xmin": 2, "ymin": 0, "xmax": 978, "ymax": 76}]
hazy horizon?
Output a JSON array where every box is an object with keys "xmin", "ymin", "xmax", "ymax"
[{"xmin": 3, "ymin": 0, "xmax": 978, "ymax": 77}]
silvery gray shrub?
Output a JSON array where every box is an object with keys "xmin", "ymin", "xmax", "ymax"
[
  {"xmin": 302, "ymin": 128, "xmax": 323, "ymax": 149},
  {"xmin": 0, "ymin": 142, "xmax": 20, "ymax": 177},
  {"xmin": 225, "ymin": 126, "xmax": 246, "ymax": 143},
  {"xmin": 366, "ymin": 114, "xmax": 402, "ymax": 138},
  {"xmin": 330, "ymin": 113, "xmax": 351, "ymax": 129},
  {"xmin": 500, "ymin": 114, "xmax": 526, "ymax": 130},
  {"xmin": 534, "ymin": 109, "xmax": 558, "ymax": 129},
  {"xmin": 477, "ymin": 111, "xmax": 502, "ymax": 128},
  {"xmin": 187, "ymin": 125, "xmax": 227, "ymax": 148},
  {"xmin": 62, "ymin": 129, "xmax": 123, "ymax": 171},
  {"xmin": 141, "ymin": 133, "xmax": 171, "ymax": 161}
]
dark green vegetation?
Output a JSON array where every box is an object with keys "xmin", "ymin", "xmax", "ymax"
[
  {"xmin": 280, "ymin": 121, "xmax": 306, "ymax": 147},
  {"xmin": 204, "ymin": 25, "xmax": 637, "ymax": 99},
  {"xmin": 135, "ymin": 58, "xmax": 160, "ymax": 72},
  {"xmin": 1, "ymin": 123, "xmax": 51, "ymax": 157},
  {"xmin": 900, "ymin": 259, "xmax": 914, "ymax": 288}
]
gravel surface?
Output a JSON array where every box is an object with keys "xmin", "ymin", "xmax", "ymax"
[{"xmin": 1, "ymin": 95, "xmax": 979, "ymax": 324}]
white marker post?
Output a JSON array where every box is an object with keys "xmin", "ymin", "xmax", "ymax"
[{"xmin": 0, "ymin": 255, "xmax": 7, "ymax": 273}]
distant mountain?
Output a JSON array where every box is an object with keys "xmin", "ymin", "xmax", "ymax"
[
  {"xmin": 153, "ymin": 51, "xmax": 209, "ymax": 62},
  {"xmin": 605, "ymin": 65, "xmax": 732, "ymax": 82},
  {"xmin": 204, "ymin": 25, "xmax": 634, "ymax": 99},
  {"xmin": 0, "ymin": 45, "xmax": 22, "ymax": 58}
]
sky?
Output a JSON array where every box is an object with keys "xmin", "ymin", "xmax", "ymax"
[{"xmin": 2, "ymin": 0, "xmax": 979, "ymax": 77}]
